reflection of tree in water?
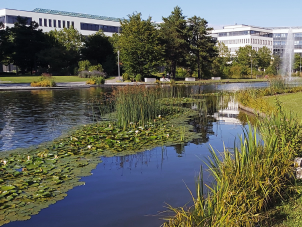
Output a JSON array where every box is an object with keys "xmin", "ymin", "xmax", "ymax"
[{"xmin": 101, "ymin": 148, "xmax": 170, "ymax": 174}]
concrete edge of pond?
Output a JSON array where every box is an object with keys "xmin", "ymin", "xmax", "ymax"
[
  {"xmin": 0, "ymin": 82, "xmax": 160, "ymax": 90},
  {"xmin": 238, "ymin": 103, "xmax": 266, "ymax": 117}
]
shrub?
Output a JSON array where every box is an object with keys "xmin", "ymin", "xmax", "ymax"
[
  {"xmin": 31, "ymin": 76, "xmax": 56, "ymax": 87},
  {"xmin": 135, "ymin": 74, "xmax": 142, "ymax": 82},
  {"xmin": 78, "ymin": 70, "xmax": 90, "ymax": 78},
  {"xmin": 78, "ymin": 60, "xmax": 91, "ymax": 72},
  {"xmin": 86, "ymin": 76, "xmax": 105, "ymax": 85},
  {"xmin": 88, "ymin": 64, "xmax": 103, "ymax": 72},
  {"xmin": 122, "ymin": 73, "xmax": 130, "ymax": 81},
  {"xmin": 176, "ymin": 67, "xmax": 189, "ymax": 78}
]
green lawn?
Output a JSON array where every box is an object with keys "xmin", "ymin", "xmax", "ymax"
[
  {"xmin": 0, "ymin": 76, "xmax": 88, "ymax": 83},
  {"xmin": 265, "ymin": 92, "xmax": 302, "ymax": 121}
]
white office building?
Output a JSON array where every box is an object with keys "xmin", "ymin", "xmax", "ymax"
[
  {"xmin": 0, "ymin": 8, "xmax": 122, "ymax": 72},
  {"xmin": 0, "ymin": 8, "xmax": 121, "ymax": 36},
  {"xmin": 211, "ymin": 24, "xmax": 274, "ymax": 55},
  {"xmin": 212, "ymin": 24, "xmax": 302, "ymax": 57},
  {"xmin": 270, "ymin": 27, "xmax": 302, "ymax": 56}
]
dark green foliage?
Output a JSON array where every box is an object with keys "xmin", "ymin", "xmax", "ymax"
[
  {"xmin": 160, "ymin": 6, "xmax": 189, "ymax": 78},
  {"xmin": 81, "ymin": 31, "xmax": 116, "ymax": 75},
  {"xmin": 118, "ymin": 13, "xmax": 164, "ymax": 78},
  {"xmin": 5, "ymin": 17, "xmax": 49, "ymax": 74},
  {"xmin": 187, "ymin": 16, "xmax": 217, "ymax": 79}
]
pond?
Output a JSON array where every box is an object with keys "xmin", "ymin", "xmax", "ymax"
[{"xmin": 0, "ymin": 83, "xmax": 262, "ymax": 227}]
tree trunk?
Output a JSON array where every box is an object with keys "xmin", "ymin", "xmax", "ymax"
[
  {"xmin": 171, "ymin": 61, "xmax": 176, "ymax": 79},
  {"xmin": 197, "ymin": 52, "xmax": 201, "ymax": 79}
]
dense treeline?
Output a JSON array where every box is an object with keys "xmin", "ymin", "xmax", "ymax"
[
  {"xmin": 0, "ymin": 18, "xmax": 117, "ymax": 76},
  {"xmin": 1, "ymin": 6, "xmax": 300, "ymax": 78}
]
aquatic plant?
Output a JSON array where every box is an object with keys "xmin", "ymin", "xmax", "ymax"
[{"xmin": 0, "ymin": 95, "xmax": 204, "ymax": 226}]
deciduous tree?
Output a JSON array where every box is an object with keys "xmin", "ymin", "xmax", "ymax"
[{"xmin": 118, "ymin": 13, "xmax": 164, "ymax": 78}]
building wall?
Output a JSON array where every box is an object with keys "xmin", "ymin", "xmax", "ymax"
[
  {"xmin": 0, "ymin": 8, "xmax": 121, "ymax": 36},
  {"xmin": 212, "ymin": 25, "xmax": 273, "ymax": 55},
  {"xmin": 272, "ymin": 28, "xmax": 302, "ymax": 56}
]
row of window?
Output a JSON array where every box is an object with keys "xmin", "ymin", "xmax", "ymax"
[
  {"xmin": 220, "ymin": 39, "xmax": 273, "ymax": 45},
  {"xmin": 80, "ymin": 23, "xmax": 120, "ymax": 33},
  {"xmin": 218, "ymin": 30, "xmax": 273, "ymax": 37},
  {"xmin": 1, "ymin": 15, "xmax": 32, "ymax": 25},
  {"xmin": 228, "ymin": 47, "xmax": 273, "ymax": 52},
  {"xmin": 273, "ymin": 40, "xmax": 302, "ymax": 46},
  {"xmin": 273, "ymin": 33, "xmax": 302, "ymax": 38},
  {"xmin": 39, "ymin": 18, "xmax": 74, "ymax": 29}
]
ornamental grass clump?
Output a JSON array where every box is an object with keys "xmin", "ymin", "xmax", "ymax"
[{"xmin": 164, "ymin": 109, "xmax": 302, "ymax": 227}]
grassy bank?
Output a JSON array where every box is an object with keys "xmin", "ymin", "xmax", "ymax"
[
  {"xmin": 265, "ymin": 92, "xmax": 302, "ymax": 121},
  {"xmin": 0, "ymin": 76, "xmax": 88, "ymax": 83},
  {"xmin": 164, "ymin": 108, "xmax": 302, "ymax": 227}
]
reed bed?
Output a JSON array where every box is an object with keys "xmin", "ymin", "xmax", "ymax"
[
  {"xmin": 112, "ymin": 85, "xmax": 202, "ymax": 129},
  {"xmin": 163, "ymin": 108, "xmax": 302, "ymax": 227}
]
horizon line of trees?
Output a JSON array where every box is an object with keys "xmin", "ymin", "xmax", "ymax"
[{"xmin": 1, "ymin": 7, "xmax": 300, "ymax": 79}]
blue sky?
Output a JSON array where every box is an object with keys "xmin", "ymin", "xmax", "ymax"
[{"xmin": 2, "ymin": 0, "xmax": 302, "ymax": 28}]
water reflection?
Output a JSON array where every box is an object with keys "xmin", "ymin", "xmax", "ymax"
[{"xmin": 0, "ymin": 88, "xmax": 109, "ymax": 151}]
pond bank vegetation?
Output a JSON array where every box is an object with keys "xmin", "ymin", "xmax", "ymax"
[{"xmin": 163, "ymin": 80, "xmax": 302, "ymax": 226}]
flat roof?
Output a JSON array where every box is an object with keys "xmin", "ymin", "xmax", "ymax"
[
  {"xmin": 32, "ymin": 8, "xmax": 121, "ymax": 22},
  {"xmin": 0, "ymin": 8, "xmax": 121, "ymax": 22}
]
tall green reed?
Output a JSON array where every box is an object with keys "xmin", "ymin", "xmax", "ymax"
[{"xmin": 163, "ymin": 108, "xmax": 302, "ymax": 227}]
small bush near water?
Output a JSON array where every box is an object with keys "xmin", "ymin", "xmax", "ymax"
[
  {"xmin": 31, "ymin": 74, "xmax": 56, "ymax": 87},
  {"xmin": 86, "ymin": 76, "xmax": 105, "ymax": 85}
]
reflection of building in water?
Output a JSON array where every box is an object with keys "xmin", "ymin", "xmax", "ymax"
[{"xmin": 213, "ymin": 98, "xmax": 241, "ymax": 124}]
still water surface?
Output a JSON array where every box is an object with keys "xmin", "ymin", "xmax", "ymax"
[{"xmin": 0, "ymin": 84, "xmax": 262, "ymax": 227}]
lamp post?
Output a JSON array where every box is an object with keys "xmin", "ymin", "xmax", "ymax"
[
  {"xmin": 249, "ymin": 53, "xmax": 253, "ymax": 79},
  {"xmin": 300, "ymin": 54, "xmax": 301, "ymax": 76},
  {"xmin": 117, "ymin": 27, "xmax": 121, "ymax": 81},
  {"xmin": 118, "ymin": 50, "xmax": 120, "ymax": 81}
]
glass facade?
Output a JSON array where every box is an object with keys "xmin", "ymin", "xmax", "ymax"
[
  {"xmin": 273, "ymin": 32, "xmax": 302, "ymax": 55},
  {"xmin": 6, "ymin": 15, "xmax": 32, "ymax": 25},
  {"xmin": 80, "ymin": 22, "xmax": 120, "ymax": 33},
  {"xmin": 218, "ymin": 30, "xmax": 272, "ymax": 37}
]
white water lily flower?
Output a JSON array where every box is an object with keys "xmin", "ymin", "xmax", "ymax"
[
  {"xmin": 167, "ymin": 134, "xmax": 169, "ymax": 138},
  {"xmin": 3, "ymin": 160, "xmax": 7, "ymax": 165},
  {"xmin": 130, "ymin": 122, "xmax": 133, "ymax": 125},
  {"xmin": 27, "ymin": 156, "xmax": 30, "ymax": 161},
  {"xmin": 135, "ymin": 130, "xmax": 139, "ymax": 134},
  {"xmin": 158, "ymin": 115, "xmax": 161, "ymax": 118},
  {"xmin": 55, "ymin": 155, "xmax": 58, "ymax": 159},
  {"xmin": 138, "ymin": 127, "xmax": 144, "ymax": 130},
  {"xmin": 87, "ymin": 145, "xmax": 92, "ymax": 149}
]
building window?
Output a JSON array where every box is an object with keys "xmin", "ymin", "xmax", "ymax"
[
  {"xmin": 67, "ymin": 21, "xmax": 70, "ymax": 28},
  {"xmin": 58, "ymin": 20, "xmax": 61, "ymax": 28},
  {"xmin": 39, "ymin": 18, "xmax": 42, "ymax": 26},
  {"xmin": 63, "ymin": 21, "xmax": 65, "ymax": 28},
  {"xmin": 6, "ymin": 15, "xmax": 32, "ymax": 25},
  {"xmin": 72, "ymin": 21, "xmax": 74, "ymax": 27},
  {"xmin": 49, "ymin": 19, "xmax": 52, "ymax": 27},
  {"xmin": 53, "ymin": 20, "xmax": 56, "ymax": 27},
  {"xmin": 44, "ymin": 19, "xmax": 47, "ymax": 27}
]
